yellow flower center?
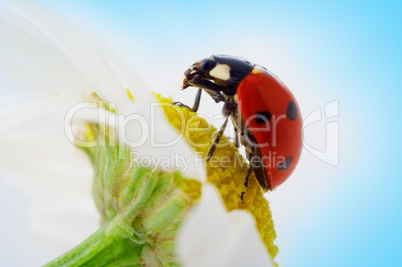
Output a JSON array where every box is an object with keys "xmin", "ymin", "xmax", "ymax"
[{"xmin": 156, "ymin": 95, "xmax": 278, "ymax": 262}]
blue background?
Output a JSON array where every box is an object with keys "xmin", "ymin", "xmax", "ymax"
[{"xmin": 2, "ymin": 0, "xmax": 402, "ymax": 266}]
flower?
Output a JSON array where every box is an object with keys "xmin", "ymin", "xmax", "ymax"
[{"xmin": 0, "ymin": 2, "xmax": 277, "ymax": 266}]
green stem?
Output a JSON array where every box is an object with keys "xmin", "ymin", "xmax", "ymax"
[
  {"xmin": 51, "ymin": 119, "xmax": 201, "ymax": 266},
  {"xmin": 45, "ymin": 220, "xmax": 143, "ymax": 267}
]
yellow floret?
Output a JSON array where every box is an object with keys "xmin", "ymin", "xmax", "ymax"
[{"xmin": 156, "ymin": 95, "xmax": 278, "ymax": 262}]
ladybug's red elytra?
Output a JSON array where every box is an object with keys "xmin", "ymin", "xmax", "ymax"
[{"xmin": 175, "ymin": 55, "xmax": 302, "ymax": 199}]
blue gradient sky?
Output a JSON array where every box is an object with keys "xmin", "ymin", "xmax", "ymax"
[{"xmin": 3, "ymin": 0, "xmax": 402, "ymax": 266}]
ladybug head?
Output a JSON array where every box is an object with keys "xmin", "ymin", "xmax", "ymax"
[{"xmin": 183, "ymin": 55, "xmax": 254, "ymax": 95}]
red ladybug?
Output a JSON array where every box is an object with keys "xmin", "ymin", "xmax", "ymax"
[{"xmin": 175, "ymin": 55, "xmax": 302, "ymax": 198}]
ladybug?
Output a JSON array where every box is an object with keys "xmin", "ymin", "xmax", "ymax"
[{"xmin": 175, "ymin": 55, "xmax": 302, "ymax": 199}]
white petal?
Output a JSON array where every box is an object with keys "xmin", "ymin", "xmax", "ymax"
[
  {"xmin": 122, "ymin": 103, "xmax": 206, "ymax": 182},
  {"xmin": 177, "ymin": 184, "xmax": 230, "ymax": 267},
  {"xmin": 0, "ymin": 97, "xmax": 92, "ymax": 195},
  {"xmin": 0, "ymin": 97, "xmax": 100, "ymax": 264},
  {"xmin": 177, "ymin": 184, "xmax": 273, "ymax": 267},
  {"xmin": 0, "ymin": 7, "xmax": 92, "ymax": 102},
  {"xmin": 224, "ymin": 211, "xmax": 274, "ymax": 267},
  {"xmin": 0, "ymin": 3, "xmax": 206, "ymax": 182},
  {"xmin": 63, "ymin": 102, "xmax": 207, "ymax": 182},
  {"xmin": 0, "ymin": 3, "xmax": 131, "ymax": 112}
]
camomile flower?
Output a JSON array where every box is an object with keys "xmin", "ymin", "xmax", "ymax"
[{"xmin": 0, "ymin": 2, "xmax": 277, "ymax": 267}]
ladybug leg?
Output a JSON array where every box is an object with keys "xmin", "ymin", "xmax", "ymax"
[
  {"xmin": 172, "ymin": 102, "xmax": 191, "ymax": 110},
  {"xmin": 225, "ymin": 122, "xmax": 240, "ymax": 147},
  {"xmin": 204, "ymin": 89, "xmax": 226, "ymax": 103},
  {"xmin": 175, "ymin": 77, "xmax": 226, "ymax": 112},
  {"xmin": 190, "ymin": 88, "xmax": 202, "ymax": 112},
  {"xmin": 241, "ymin": 164, "xmax": 253, "ymax": 202},
  {"xmin": 173, "ymin": 88, "xmax": 203, "ymax": 112},
  {"xmin": 234, "ymin": 125, "xmax": 240, "ymax": 148},
  {"xmin": 185, "ymin": 78, "xmax": 223, "ymax": 92},
  {"xmin": 206, "ymin": 115, "xmax": 230, "ymax": 161},
  {"xmin": 186, "ymin": 78, "xmax": 226, "ymax": 103},
  {"xmin": 226, "ymin": 130, "xmax": 240, "ymax": 147}
]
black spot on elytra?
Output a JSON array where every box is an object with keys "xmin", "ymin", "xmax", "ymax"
[
  {"xmin": 255, "ymin": 111, "xmax": 272, "ymax": 124},
  {"xmin": 287, "ymin": 101, "xmax": 298, "ymax": 121},
  {"xmin": 278, "ymin": 155, "xmax": 293, "ymax": 171}
]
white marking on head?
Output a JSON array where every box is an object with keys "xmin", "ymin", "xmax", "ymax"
[{"xmin": 209, "ymin": 64, "xmax": 231, "ymax": 81}]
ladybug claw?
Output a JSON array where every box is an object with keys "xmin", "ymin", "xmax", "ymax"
[
  {"xmin": 241, "ymin": 191, "xmax": 245, "ymax": 203},
  {"xmin": 172, "ymin": 101, "xmax": 191, "ymax": 110},
  {"xmin": 173, "ymin": 88, "xmax": 202, "ymax": 113}
]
